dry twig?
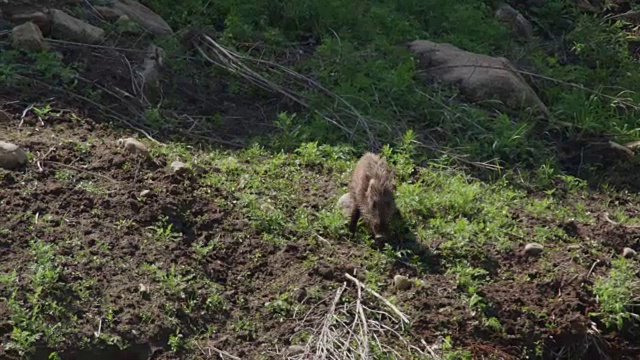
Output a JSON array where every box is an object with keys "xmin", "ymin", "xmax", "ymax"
[
  {"xmin": 284, "ymin": 273, "xmax": 429, "ymax": 360},
  {"xmin": 344, "ymin": 273, "xmax": 410, "ymax": 325}
]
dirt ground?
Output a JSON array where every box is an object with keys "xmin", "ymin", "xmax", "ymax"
[{"xmin": 1, "ymin": 98, "xmax": 640, "ymax": 359}]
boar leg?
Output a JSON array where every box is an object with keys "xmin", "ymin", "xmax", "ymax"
[{"xmin": 349, "ymin": 207, "xmax": 361, "ymax": 237}]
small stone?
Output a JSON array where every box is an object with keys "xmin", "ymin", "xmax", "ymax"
[
  {"xmin": 623, "ymin": 247, "xmax": 637, "ymax": 259},
  {"xmin": 524, "ymin": 243, "xmax": 544, "ymax": 256},
  {"xmin": 260, "ymin": 203, "xmax": 275, "ymax": 212},
  {"xmin": 394, "ymin": 274, "xmax": 412, "ymax": 291},
  {"xmin": 118, "ymin": 137, "xmax": 148, "ymax": 156},
  {"xmin": 287, "ymin": 345, "xmax": 305, "ymax": 356},
  {"xmin": 336, "ymin": 192, "xmax": 354, "ymax": 218},
  {"xmin": 116, "ymin": 14, "xmax": 131, "ymax": 23},
  {"xmin": 170, "ymin": 160, "xmax": 189, "ymax": 174},
  {"xmin": 138, "ymin": 283, "xmax": 148, "ymax": 293},
  {"xmin": 11, "ymin": 21, "xmax": 49, "ymax": 51},
  {"xmin": 0, "ymin": 141, "xmax": 29, "ymax": 170},
  {"xmin": 139, "ymin": 189, "xmax": 151, "ymax": 197}
]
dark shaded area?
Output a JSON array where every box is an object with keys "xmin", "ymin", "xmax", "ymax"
[{"xmin": 555, "ymin": 131, "xmax": 640, "ymax": 193}]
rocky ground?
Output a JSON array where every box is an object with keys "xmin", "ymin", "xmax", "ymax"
[{"xmin": 1, "ymin": 0, "xmax": 640, "ymax": 359}]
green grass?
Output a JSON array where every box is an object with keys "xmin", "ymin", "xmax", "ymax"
[{"xmin": 592, "ymin": 257, "xmax": 640, "ymax": 330}]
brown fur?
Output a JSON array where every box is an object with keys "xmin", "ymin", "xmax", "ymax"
[{"xmin": 348, "ymin": 152, "xmax": 397, "ymax": 241}]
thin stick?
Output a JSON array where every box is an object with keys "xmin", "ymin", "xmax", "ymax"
[
  {"xmin": 602, "ymin": 212, "xmax": 640, "ymax": 228},
  {"xmin": 355, "ymin": 281, "xmax": 370, "ymax": 358},
  {"xmin": 19, "ymin": 103, "xmax": 34, "ymax": 128},
  {"xmin": 344, "ymin": 273, "xmax": 410, "ymax": 324},
  {"xmin": 587, "ymin": 260, "xmax": 600, "ymax": 278},
  {"xmin": 209, "ymin": 346, "xmax": 241, "ymax": 360}
]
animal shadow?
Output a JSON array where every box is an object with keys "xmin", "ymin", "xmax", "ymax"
[{"xmin": 378, "ymin": 210, "xmax": 443, "ymax": 275}]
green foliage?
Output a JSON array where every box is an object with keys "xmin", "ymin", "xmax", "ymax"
[
  {"xmin": 591, "ymin": 257, "xmax": 640, "ymax": 330},
  {"xmin": 2, "ymin": 238, "xmax": 94, "ymax": 356},
  {"xmin": 140, "ymin": 0, "xmax": 639, "ymax": 171}
]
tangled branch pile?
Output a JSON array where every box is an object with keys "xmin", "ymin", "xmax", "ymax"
[{"xmin": 284, "ymin": 273, "xmax": 443, "ymax": 360}]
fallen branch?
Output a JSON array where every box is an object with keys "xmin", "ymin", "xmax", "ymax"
[
  {"xmin": 602, "ymin": 212, "xmax": 640, "ymax": 229},
  {"xmin": 609, "ymin": 141, "xmax": 634, "ymax": 157},
  {"xmin": 625, "ymin": 140, "xmax": 640, "ymax": 150},
  {"xmin": 344, "ymin": 273, "xmax": 410, "ymax": 324},
  {"xmin": 288, "ymin": 274, "xmax": 427, "ymax": 360},
  {"xmin": 192, "ymin": 33, "xmax": 382, "ymax": 146}
]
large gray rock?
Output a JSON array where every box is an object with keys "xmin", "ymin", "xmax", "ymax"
[
  {"xmin": 114, "ymin": 0, "xmax": 173, "ymax": 36},
  {"xmin": 408, "ymin": 40, "xmax": 550, "ymax": 117},
  {"xmin": 11, "ymin": 21, "xmax": 49, "ymax": 51},
  {"xmin": 51, "ymin": 9, "xmax": 105, "ymax": 44},
  {"xmin": 0, "ymin": 141, "xmax": 28, "ymax": 170}
]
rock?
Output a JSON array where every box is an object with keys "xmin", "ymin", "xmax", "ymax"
[
  {"xmin": 138, "ymin": 283, "xmax": 148, "ymax": 292},
  {"xmin": 139, "ymin": 189, "xmax": 151, "ymax": 197},
  {"xmin": 623, "ymin": 247, "xmax": 637, "ymax": 259},
  {"xmin": 93, "ymin": 5, "xmax": 125, "ymax": 22},
  {"xmin": 407, "ymin": 40, "xmax": 550, "ymax": 117},
  {"xmin": 113, "ymin": 0, "xmax": 173, "ymax": 36},
  {"xmin": 394, "ymin": 274, "xmax": 412, "ymax": 291},
  {"xmin": 0, "ymin": 110, "xmax": 11, "ymax": 123},
  {"xmin": 10, "ymin": 11, "xmax": 52, "ymax": 35},
  {"xmin": 170, "ymin": 160, "xmax": 189, "ymax": 174},
  {"xmin": 337, "ymin": 192, "xmax": 354, "ymax": 218},
  {"xmin": 50, "ymin": 9, "xmax": 105, "ymax": 44},
  {"xmin": 0, "ymin": 141, "xmax": 28, "ymax": 170},
  {"xmin": 118, "ymin": 137, "xmax": 149, "ymax": 156},
  {"xmin": 115, "ymin": 14, "xmax": 144, "ymax": 36},
  {"xmin": 524, "ymin": 242, "xmax": 544, "ymax": 256},
  {"xmin": 260, "ymin": 202, "xmax": 275, "ymax": 212},
  {"xmin": 495, "ymin": 4, "xmax": 534, "ymax": 41},
  {"xmin": 287, "ymin": 345, "xmax": 305, "ymax": 356},
  {"xmin": 11, "ymin": 21, "xmax": 48, "ymax": 51}
]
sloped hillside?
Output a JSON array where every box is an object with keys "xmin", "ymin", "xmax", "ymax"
[{"xmin": 1, "ymin": 0, "xmax": 640, "ymax": 359}]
